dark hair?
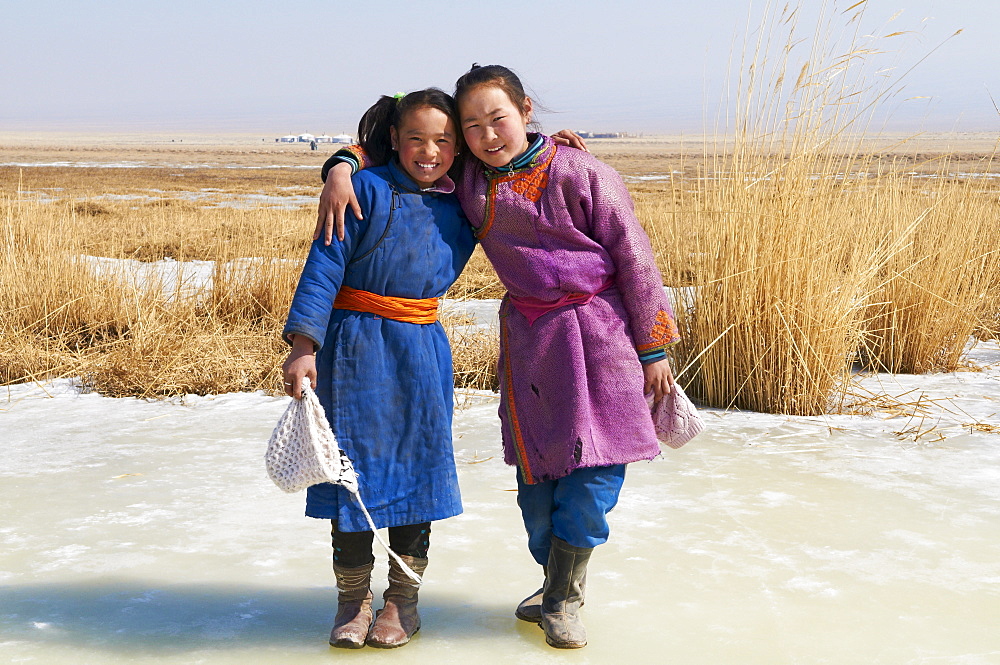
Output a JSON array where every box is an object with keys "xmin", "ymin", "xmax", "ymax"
[
  {"xmin": 356, "ymin": 88, "xmax": 459, "ymax": 167},
  {"xmin": 454, "ymin": 63, "xmax": 541, "ymax": 131}
]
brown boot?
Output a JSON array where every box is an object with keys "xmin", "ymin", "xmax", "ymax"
[
  {"xmin": 366, "ymin": 555, "xmax": 427, "ymax": 648},
  {"xmin": 515, "ymin": 566, "xmax": 546, "ymax": 623},
  {"xmin": 329, "ymin": 561, "xmax": 374, "ymax": 649},
  {"xmin": 540, "ymin": 538, "xmax": 592, "ymax": 649}
]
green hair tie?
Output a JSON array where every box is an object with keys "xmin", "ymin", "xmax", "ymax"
[{"xmin": 393, "ymin": 92, "xmax": 405, "ymax": 102}]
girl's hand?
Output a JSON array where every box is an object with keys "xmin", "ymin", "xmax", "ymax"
[
  {"xmin": 643, "ymin": 358, "xmax": 675, "ymax": 403},
  {"xmin": 551, "ymin": 129, "xmax": 589, "ymax": 152},
  {"xmin": 282, "ymin": 334, "xmax": 318, "ymax": 399},
  {"xmin": 314, "ymin": 162, "xmax": 360, "ymax": 245}
]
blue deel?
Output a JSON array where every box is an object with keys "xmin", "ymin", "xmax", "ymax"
[{"xmin": 283, "ymin": 161, "xmax": 476, "ymax": 532}]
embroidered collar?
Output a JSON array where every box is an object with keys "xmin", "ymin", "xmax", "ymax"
[
  {"xmin": 387, "ymin": 159, "xmax": 456, "ymax": 194},
  {"xmin": 490, "ymin": 133, "xmax": 546, "ymax": 174}
]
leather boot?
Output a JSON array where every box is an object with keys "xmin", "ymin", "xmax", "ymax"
[
  {"xmin": 517, "ymin": 565, "xmax": 588, "ymax": 623},
  {"xmin": 329, "ymin": 561, "xmax": 374, "ymax": 649},
  {"xmin": 366, "ymin": 555, "xmax": 427, "ymax": 648},
  {"xmin": 540, "ymin": 537, "xmax": 592, "ymax": 649},
  {"xmin": 515, "ymin": 566, "xmax": 546, "ymax": 623}
]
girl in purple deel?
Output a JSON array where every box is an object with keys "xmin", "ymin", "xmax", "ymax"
[{"xmin": 319, "ymin": 64, "xmax": 680, "ymax": 650}]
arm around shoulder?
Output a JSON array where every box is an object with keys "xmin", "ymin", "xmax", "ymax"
[{"xmin": 316, "ymin": 161, "xmax": 363, "ymax": 245}]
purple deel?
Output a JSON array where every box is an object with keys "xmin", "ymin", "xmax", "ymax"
[{"xmin": 455, "ymin": 134, "xmax": 681, "ymax": 484}]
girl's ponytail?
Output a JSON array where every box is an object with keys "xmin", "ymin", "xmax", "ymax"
[{"xmin": 357, "ymin": 96, "xmax": 399, "ymax": 167}]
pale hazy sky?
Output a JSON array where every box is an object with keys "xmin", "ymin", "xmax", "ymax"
[{"xmin": 2, "ymin": 0, "xmax": 997, "ymax": 135}]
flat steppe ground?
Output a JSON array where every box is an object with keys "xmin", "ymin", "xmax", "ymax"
[{"xmin": 2, "ymin": 131, "xmax": 997, "ymax": 191}]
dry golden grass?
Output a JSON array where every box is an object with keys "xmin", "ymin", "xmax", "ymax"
[
  {"xmin": 0, "ymin": 182, "xmax": 501, "ymax": 397},
  {"xmin": 442, "ymin": 317, "xmax": 500, "ymax": 392},
  {"xmin": 446, "ymin": 247, "xmax": 505, "ymax": 299},
  {"xmin": 640, "ymin": 165, "xmax": 1000, "ymax": 414},
  {"xmin": 860, "ymin": 168, "xmax": 1000, "ymax": 372},
  {"xmin": 4, "ymin": 143, "xmax": 999, "ymax": 408},
  {"xmin": 0, "ymin": 189, "xmax": 307, "ymax": 397},
  {"xmin": 7, "ymin": 146, "xmax": 997, "ymax": 409},
  {"xmin": 640, "ymin": 162, "xmax": 880, "ymax": 414}
]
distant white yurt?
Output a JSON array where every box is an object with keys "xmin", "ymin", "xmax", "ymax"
[
  {"xmin": 315, "ymin": 134, "xmax": 334, "ymax": 143},
  {"xmin": 298, "ymin": 133, "xmax": 316, "ymax": 143},
  {"xmin": 278, "ymin": 135, "xmax": 297, "ymax": 143},
  {"xmin": 333, "ymin": 133, "xmax": 354, "ymax": 144}
]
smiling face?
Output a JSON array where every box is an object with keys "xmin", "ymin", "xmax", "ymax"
[
  {"xmin": 458, "ymin": 84, "xmax": 533, "ymax": 169},
  {"xmin": 390, "ymin": 105, "xmax": 458, "ymax": 188}
]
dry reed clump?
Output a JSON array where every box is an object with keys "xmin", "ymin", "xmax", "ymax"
[
  {"xmin": 641, "ymin": 160, "xmax": 883, "ymax": 414},
  {"xmin": 861, "ymin": 171, "xmax": 1000, "ymax": 372},
  {"xmin": 643, "ymin": 165, "xmax": 1000, "ymax": 413},
  {"xmin": 446, "ymin": 247, "xmax": 504, "ymax": 299},
  {"xmin": 73, "ymin": 201, "xmax": 112, "ymax": 217},
  {"xmin": 84, "ymin": 315, "xmax": 286, "ymax": 398},
  {"xmin": 442, "ymin": 311, "xmax": 499, "ymax": 392},
  {"xmin": 635, "ymin": 1, "xmax": 1000, "ymax": 414},
  {"xmin": 1, "ymin": 199, "xmax": 146, "ymax": 353},
  {"xmin": 0, "ymin": 336, "xmax": 79, "ymax": 387}
]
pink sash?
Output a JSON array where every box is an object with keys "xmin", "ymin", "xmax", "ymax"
[{"xmin": 507, "ymin": 279, "xmax": 614, "ymax": 326}]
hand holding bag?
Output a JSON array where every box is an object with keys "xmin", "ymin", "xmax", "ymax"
[
  {"xmin": 265, "ymin": 378, "xmax": 357, "ymax": 494},
  {"xmin": 646, "ymin": 382, "xmax": 705, "ymax": 449},
  {"xmin": 265, "ymin": 378, "xmax": 421, "ymax": 582}
]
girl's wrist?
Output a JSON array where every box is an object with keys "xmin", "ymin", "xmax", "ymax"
[{"xmin": 289, "ymin": 334, "xmax": 318, "ymax": 354}]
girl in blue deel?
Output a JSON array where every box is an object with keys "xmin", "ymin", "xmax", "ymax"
[{"xmin": 281, "ymin": 89, "xmax": 475, "ymax": 649}]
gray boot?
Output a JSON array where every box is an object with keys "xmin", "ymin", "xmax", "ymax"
[
  {"xmin": 515, "ymin": 565, "xmax": 547, "ymax": 623},
  {"xmin": 517, "ymin": 564, "xmax": 588, "ymax": 623},
  {"xmin": 540, "ymin": 537, "xmax": 592, "ymax": 649},
  {"xmin": 329, "ymin": 561, "xmax": 374, "ymax": 649},
  {"xmin": 366, "ymin": 555, "xmax": 427, "ymax": 648}
]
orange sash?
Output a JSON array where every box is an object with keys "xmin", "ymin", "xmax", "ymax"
[{"xmin": 334, "ymin": 285, "xmax": 438, "ymax": 324}]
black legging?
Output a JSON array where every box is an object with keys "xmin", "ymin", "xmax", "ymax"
[{"xmin": 331, "ymin": 520, "xmax": 431, "ymax": 567}]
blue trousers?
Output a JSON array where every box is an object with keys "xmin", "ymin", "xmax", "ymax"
[{"xmin": 516, "ymin": 464, "xmax": 627, "ymax": 566}]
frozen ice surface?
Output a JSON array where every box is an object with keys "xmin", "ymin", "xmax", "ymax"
[
  {"xmin": 2, "ymin": 344, "xmax": 1000, "ymax": 664},
  {"xmin": 80, "ymin": 256, "xmax": 303, "ymax": 302}
]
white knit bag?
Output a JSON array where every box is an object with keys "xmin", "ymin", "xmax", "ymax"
[
  {"xmin": 265, "ymin": 378, "xmax": 421, "ymax": 583},
  {"xmin": 265, "ymin": 379, "xmax": 356, "ymax": 494}
]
